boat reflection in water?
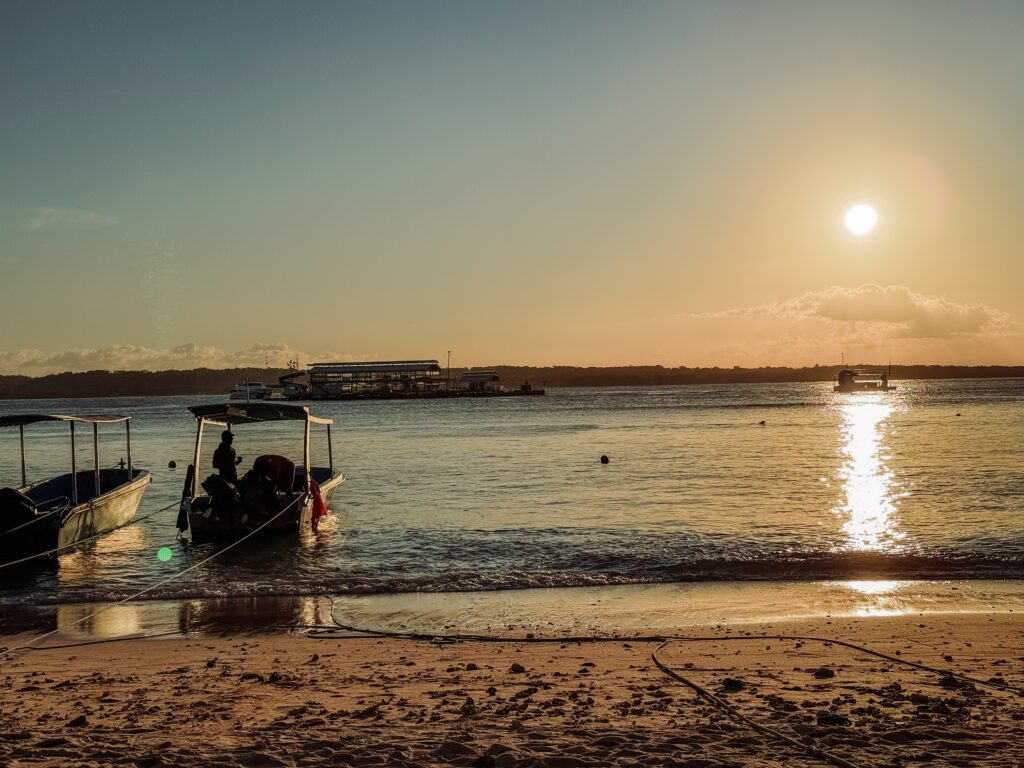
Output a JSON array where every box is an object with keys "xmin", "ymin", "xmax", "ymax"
[
  {"xmin": 834, "ymin": 397, "xmax": 906, "ymax": 553},
  {"xmin": 55, "ymin": 603, "xmax": 150, "ymax": 638}
]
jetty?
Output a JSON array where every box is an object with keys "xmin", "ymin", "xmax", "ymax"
[{"xmin": 272, "ymin": 360, "xmax": 544, "ymax": 401}]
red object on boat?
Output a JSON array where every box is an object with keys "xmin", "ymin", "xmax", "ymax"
[{"xmin": 310, "ymin": 480, "xmax": 328, "ymax": 532}]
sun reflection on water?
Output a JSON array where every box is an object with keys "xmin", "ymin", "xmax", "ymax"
[
  {"xmin": 830, "ymin": 579, "xmax": 913, "ymax": 617},
  {"xmin": 834, "ymin": 397, "xmax": 905, "ymax": 552}
]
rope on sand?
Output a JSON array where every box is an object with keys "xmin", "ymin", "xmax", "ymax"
[{"xmin": 651, "ymin": 639, "xmax": 866, "ymax": 768}]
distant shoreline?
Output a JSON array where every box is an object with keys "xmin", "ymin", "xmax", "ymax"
[{"xmin": 0, "ymin": 364, "xmax": 1021, "ymax": 400}]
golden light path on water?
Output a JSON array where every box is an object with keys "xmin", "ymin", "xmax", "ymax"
[{"xmin": 834, "ymin": 396, "xmax": 905, "ymax": 552}]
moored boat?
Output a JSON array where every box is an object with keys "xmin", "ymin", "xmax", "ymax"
[
  {"xmin": 177, "ymin": 402, "xmax": 344, "ymax": 542},
  {"xmin": 0, "ymin": 415, "xmax": 152, "ymax": 564},
  {"xmin": 834, "ymin": 368, "xmax": 896, "ymax": 393},
  {"xmin": 228, "ymin": 381, "xmax": 272, "ymax": 401}
]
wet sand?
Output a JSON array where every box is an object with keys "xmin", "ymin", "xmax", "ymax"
[{"xmin": 2, "ymin": 613, "xmax": 1023, "ymax": 767}]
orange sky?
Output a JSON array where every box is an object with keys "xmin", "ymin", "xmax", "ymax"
[{"xmin": 2, "ymin": 2, "xmax": 1022, "ymax": 373}]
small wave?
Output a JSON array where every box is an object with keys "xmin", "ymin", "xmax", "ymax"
[{"xmin": 9, "ymin": 552, "xmax": 1023, "ymax": 607}]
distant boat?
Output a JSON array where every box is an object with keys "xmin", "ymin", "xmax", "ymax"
[
  {"xmin": 0, "ymin": 414, "xmax": 152, "ymax": 564},
  {"xmin": 178, "ymin": 402, "xmax": 345, "ymax": 542},
  {"xmin": 834, "ymin": 368, "xmax": 896, "ymax": 393},
  {"xmin": 228, "ymin": 381, "xmax": 272, "ymax": 401}
]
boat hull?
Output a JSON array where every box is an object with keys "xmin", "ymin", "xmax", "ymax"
[
  {"xmin": 0, "ymin": 470, "xmax": 151, "ymax": 564},
  {"xmin": 187, "ymin": 472, "xmax": 344, "ymax": 542},
  {"xmin": 57, "ymin": 471, "xmax": 152, "ymax": 549}
]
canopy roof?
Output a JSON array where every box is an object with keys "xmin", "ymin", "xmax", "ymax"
[
  {"xmin": 189, "ymin": 403, "xmax": 332, "ymax": 426},
  {"xmin": 310, "ymin": 360, "xmax": 441, "ymax": 375},
  {"xmin": 0, "ymin": 413, "xmax": 131, "ymax": 428}
]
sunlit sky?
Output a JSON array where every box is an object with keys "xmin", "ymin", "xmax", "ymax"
[{"xmin": 2, "ymin": 1, "xmax": 1022, "ymax": 373}]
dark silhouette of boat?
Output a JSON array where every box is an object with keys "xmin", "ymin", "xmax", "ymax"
[
  {"xmin": 0, "ymin": 414, "xmax": 151, "ymax": 564},
  {"xmin": 834, "ymin": 368, "xmax": 896, "ymax": 392},
  {"xmin": 178, "ymin": 403, "xmax": 344, "ymax": 542}
]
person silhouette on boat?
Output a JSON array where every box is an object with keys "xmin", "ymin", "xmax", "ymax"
[{"xmin": 212, "ymin": 430, "xmax": 242, "ymax": 484}]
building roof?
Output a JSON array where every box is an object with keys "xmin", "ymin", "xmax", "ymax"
[
  {"xmin": 0, "ymin": 414, "xmax": 131, "ymax": 428},
  {"xmin": 310, "ymin": 360, "xmax": 441, "ymax": 375},
  {"xmin": 189, "ymin": 403, "xmax": 332, "ymax": 426}
]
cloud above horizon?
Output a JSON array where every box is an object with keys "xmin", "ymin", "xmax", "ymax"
[
  {"xmin": 0, "ymin": 343, "xmax": 366, "ymax": 376},
  {"xmin": 695, "ymin": 284, "xmax": 1011, "ymax": 340},
  {"xmin": 23, "ymin": 206, "xmax": 119, "ymax": 231}
]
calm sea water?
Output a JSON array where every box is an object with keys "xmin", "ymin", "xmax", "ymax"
[{"xmin": 1, "ymin": 380, "xmax": 1022, "ymax": 609}]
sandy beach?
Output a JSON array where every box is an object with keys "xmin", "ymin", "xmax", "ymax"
[{"xmin": 2, "ymin": 612, "xmax": 1022, "ymax": 767}]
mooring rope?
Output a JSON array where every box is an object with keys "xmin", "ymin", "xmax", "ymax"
[
  {"xmin": 0, "ymin": 492, "xmax": 307, "ymax": 657},
  {"xmin": 0, "ymin": 499, "xmax": 179, "ymax": 571}
]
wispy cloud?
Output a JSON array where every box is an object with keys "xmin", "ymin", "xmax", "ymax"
[
  {"xmin": 694, "ymin": 284, "xmax": 1010, "ymax": 340},
  {"xmin": 23, "ymin": 206, "xmax": 119, "ymax": 231},
  {"xmin": 0, "ymin": 343, "xmax": 368, "ymax": 376}
]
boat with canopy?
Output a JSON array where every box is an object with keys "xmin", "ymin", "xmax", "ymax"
[
  {"xmin": 177, "ymin": 402, "xmax": 344, "ymax": 541},
  {"xmin": 0, "ymin": 414, "xmax": 152, "ymax": 563}
]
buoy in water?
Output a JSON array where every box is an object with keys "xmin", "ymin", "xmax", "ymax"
[
  {"xmin": 168, "ymin": 460, "xmax": 177, "ymax": 469},
  {"xmin": 600, "ymin": 455, "xmax": 609, "ymax": 464}
]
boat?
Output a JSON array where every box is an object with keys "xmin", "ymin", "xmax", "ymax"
[
  {"xmin": 177, "ymin": 402, "xmax": 345, "ymax": 542},
  {"xmin": 834, "ymin": 368, "xmax": 896, "ymax": 393},
  {"xmin": 0, "ymin": 414, "xmax": 152, "ymax": 563},
  {"xmin": 228, "ymin": 381, "xmax": 272, "ymax": 401}
]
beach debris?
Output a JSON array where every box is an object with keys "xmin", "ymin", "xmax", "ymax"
[
  {"xmin": 509, "ymin": 662, "xmax": 526, "ymax": 674},
  {"xmin": 466, "ymin": 662, "xmax": 479, "ymax": 670},
  {"xmin": 600, "ymin": 455, "xmax": 609, "ymax": 464},
  {"xmin": 813, "ymin": 667, "xmax": 836, "ymax": 679},
  {"xmin": 168, "ymin": 460, "xmax": 177, "ymax": 469},
  {"xmin": 758, "ymin": 420, "xmax": 766, "ymax": 426},
  {"xmin": 816, "ymin": 711, "xmax": 851, "ymax": 727},
  {"xmin": 721, "ymin": 677, "xmax": 744, "ymax": 692},
  {"xmin": 66, "ymin": 714, "xmax": 87, "ymax": 728},
  {"xmin": 472, "ymin": 756, "xmax": 496, "ymax": 768}
]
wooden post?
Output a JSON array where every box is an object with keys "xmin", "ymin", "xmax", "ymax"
[
  {"xmin": 93, "ymin": 422, "xmax": 101, "ymax": 498},
  {"xmin": 19, "ymin": 424, "xmax": 26, "ymax": 488},
  {"xmin": 70, "ymin": 421, "xmax": 78, "ymax": 506}
]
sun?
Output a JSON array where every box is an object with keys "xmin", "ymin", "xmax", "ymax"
[{"xmin": 844, "ymin": 203, "xmax": 878, "ymax": 236}]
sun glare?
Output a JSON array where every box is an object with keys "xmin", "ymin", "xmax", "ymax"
[{"xmin": 844, "ymin": 204, "xmax": 878, "ymax": 236}]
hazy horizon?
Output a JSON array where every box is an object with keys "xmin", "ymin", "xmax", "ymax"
[{"xmin": 3, "ymin": 2, "xmax": 1023, "ymax": 374}]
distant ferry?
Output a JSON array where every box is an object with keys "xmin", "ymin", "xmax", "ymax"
[
  {"xmin": 834, "ymin": 368, "xmax": 896, "ymax": 393},
  {"xmin": 228, "ymin": 381, "xmax": 272, "ymax": 401}
]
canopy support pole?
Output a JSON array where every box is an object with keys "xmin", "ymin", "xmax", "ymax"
[
  {"xmin": 70, "ymin": 422, "xmax": 78, "ymax": 506},
  {"xmin": 303, "ymin": 419, "xmax": 311, "ymax": 492},
  {"xmin": 326, "ymin": 424, "xmax": 333, "ymax": 473},
  {"xmin": 19, "ymin": 425, "xmax": 26, "ymax": 488},
  {"xmin": 126, "ymin": 420, "xmax": 133, "ymax": 477},
  {"xmin": 192, "ymin": 420, "xmax": 204, "ymax": 497},
  {"xmin": 93, "ymin": 423, "xmax": 101, "ymax": 498}
]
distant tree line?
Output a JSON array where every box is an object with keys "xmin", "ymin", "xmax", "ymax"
[
  {"xmin": 0, "ymin": 368, "xmax": 292, "ymax": 400},
  {"xmin": 481, "ymin": 364, "xmax": 1024, "ymax": 389},
  {"xmin": 0, "ymin": 364, "xmax": 1021, "ymax": 400}
]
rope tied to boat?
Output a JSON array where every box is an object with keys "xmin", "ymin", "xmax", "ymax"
[
  {"xmin": 0, "ymin": 491, "xmax": 309, "ymax": 658},
  {"xmin": 0, "ymin": 499, "xmax": 179, "ymax": 571}
]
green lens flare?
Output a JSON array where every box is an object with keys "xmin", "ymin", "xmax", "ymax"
[{"xmin": 157, "ymin": 547, "xmax": 173, "ymax": 562}]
